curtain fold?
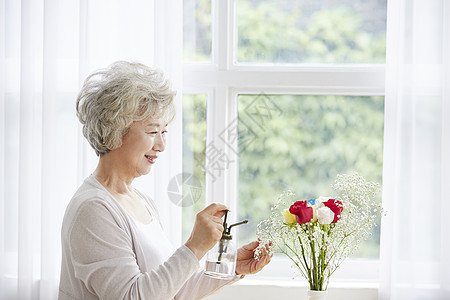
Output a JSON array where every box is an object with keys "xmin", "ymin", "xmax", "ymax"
[
  {"xmin": 1, "ymin": 0, "xmax": 182, "ymax": 298},
  {"xmin": 380, "ymin": 0, "xmax": 450, "ymax": 299},
  {"xmin": 441, "ymin": 2, "xmax": 450, "ymax": 297},
  {"xmin": 0, "ymin": 0, "xmax": 5, "ymax": 298}
]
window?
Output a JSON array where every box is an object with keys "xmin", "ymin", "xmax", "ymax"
[
  {"xmin": 237, "ymin": 94, "xmax": 384, "ymax": 258},
  {"xmin": 183, "ymin": 0, "xmax": 212, "ymax": 62},
  {"xmin": 182, "ymin": 0, "xmax": 386, "ymax": 283},
  {"xmin": 237, "ymin": 0, "xmax": 386, "ymax": 64},
  {"xmin": 181, "ymin": 94, "xmax": 208, "ymax": 241}
]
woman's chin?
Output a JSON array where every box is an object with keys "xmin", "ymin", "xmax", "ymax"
[
  {"xmin": 133, "ymin": 166, "xmax": 153, "ymax": 178},
  {"xmin": 143, "ymin": 165, "xmax": 153, "ymax": 175}
]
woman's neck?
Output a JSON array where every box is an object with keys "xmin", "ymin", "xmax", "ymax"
[{"xmin": 93, "ymin": 153, "xmax": 134, "ymax": 195}]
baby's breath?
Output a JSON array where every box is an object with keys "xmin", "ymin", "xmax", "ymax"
[{"xmin": 254, "ymin": 173, "xmax": 382, "ymax": 291}]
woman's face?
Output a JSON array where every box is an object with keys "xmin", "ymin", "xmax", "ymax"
[{"xmin": 114, "ymin": 118, "xmax": 167, "ymax": 178}]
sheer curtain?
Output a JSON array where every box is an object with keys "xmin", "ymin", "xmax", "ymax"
[
  {"xmin": 380, "ymin": 0, "xmax": 450, "ymax": 299},
  {"xmin": 0, "ymin": 0, "xmax": 182, "ymax": 299}
]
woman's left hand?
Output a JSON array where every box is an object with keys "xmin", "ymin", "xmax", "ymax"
[{"xmin": 235, "ymin": 241, "xmax": 271, "ymax": 275}]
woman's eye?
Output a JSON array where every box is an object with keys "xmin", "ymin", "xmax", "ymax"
[{"xmin": 146, "ymin": 130, "xmax": 167, "ymax": 136}]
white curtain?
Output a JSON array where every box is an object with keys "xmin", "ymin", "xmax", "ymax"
[
  {"xmin": 380, "ymin": 0, "xmax": 450, "ymax": 299},
  {"xmin": 0, "ymin": 0, "xmax": 182, "ymax": 299}
]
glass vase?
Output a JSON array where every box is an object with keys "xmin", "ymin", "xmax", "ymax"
[{"xmin": 307, "ymin": 290, "xmax": 327, "ymax": 300}]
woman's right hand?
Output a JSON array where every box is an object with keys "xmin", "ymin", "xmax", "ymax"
[{"xmin": 184, "ymin": 203, "xmax": 228, "ymax": 261}]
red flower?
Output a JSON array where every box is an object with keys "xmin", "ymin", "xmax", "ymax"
[
  {"xmin": 323, "ymin": 199, "xmax": 343, "ymax": 223},
  {"xmin": 289, "ymin": 201, "xmax": 313, "ymax": 224}
]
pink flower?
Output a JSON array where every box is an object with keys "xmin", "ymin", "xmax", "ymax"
[{"xmin": 289, "ymin": 201, "xmax": 313, "ymax": 224}]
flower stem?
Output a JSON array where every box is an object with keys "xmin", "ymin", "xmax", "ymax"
[{"xmin": 296, "ymin": 234, "xmax": 312, "ymax": 287}]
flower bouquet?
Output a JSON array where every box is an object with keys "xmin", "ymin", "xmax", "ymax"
[{"xmin": 254, "ymin": 173, "xmax": 382, "ymax": 292}]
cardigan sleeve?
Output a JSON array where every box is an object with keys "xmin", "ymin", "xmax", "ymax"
[
  {"xmin": 175, "ymin": 269, "xmax": 243, "ymax": 300},
  {"xmin": 68, "ymin": 199, "xmax": 200, "ymax": 300},
  {"xmin": 135, "ymin": 190, "xmax": 243, "ymax": 299}
]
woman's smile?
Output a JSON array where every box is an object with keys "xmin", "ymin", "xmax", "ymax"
[{"xmin": 145, "ymin": 154, "xmax": 157, "ymax": 164}]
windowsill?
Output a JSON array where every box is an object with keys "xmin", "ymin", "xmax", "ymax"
[
  {"xmin": 234, "ymin": 278, "xmax": 379, "ymax": 289},
  {"xmin": 209, "ymin": 278, "xmax": 379, "ymax": 300},
  {"xmin": 207, "ymin": 257, "xmax": 380, "ymax": 300}
]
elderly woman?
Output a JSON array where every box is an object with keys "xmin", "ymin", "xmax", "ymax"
[{"xmin": 59, "ymin": 61, "xmax": 270, "ymax": 300}]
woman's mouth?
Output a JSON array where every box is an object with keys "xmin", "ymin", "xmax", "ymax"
[{"xmin": 144, "ymin": 155, "xmax": 157, "ymax": 164}]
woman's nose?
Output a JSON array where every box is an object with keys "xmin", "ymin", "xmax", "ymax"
[{"xmin": 153, "ymin": 132, "xmax": 166, "ymax": 152}]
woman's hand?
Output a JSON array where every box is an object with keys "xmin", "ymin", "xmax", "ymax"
[
  {"xmin": 185, "ymin": 203, "xmax": 228, "ymax": 261},
  {"xmin": 235, "ymin": 241, "xmax": 272, "ymax": 275}
]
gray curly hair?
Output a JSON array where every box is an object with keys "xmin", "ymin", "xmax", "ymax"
[{"xmin": 76, "ymin": 61, "xmax": 176, "ymax": 156}]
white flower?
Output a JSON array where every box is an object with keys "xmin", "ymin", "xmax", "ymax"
[
  {"xmin": 316, "ymin": 206, "xmax": 334, "ymax": 225},
  {"xmin": 315, "ymin": 196, "xmax": 332, "ymax": 208}
]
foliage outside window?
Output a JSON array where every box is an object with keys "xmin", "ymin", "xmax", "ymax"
[
  {"xmin": 183, "ymin": 0, "xmax": 386, "ymax": 63},
  {"xmin": 237, "ymin": 0, "xmax": 386, "ymax": 63},
  {"xmin": 183, "ymin": 0, "xmax": 212, "ymax": 61},
  {"xmin": 237, "ymin": 95, "xmax": 384, "ymax": 258}
]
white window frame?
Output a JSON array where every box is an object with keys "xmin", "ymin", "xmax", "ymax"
[{"xmin": 182, "ymin": 0, "xmax": 385, "ymax": 288}]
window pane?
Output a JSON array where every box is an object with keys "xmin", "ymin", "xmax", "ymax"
[
  {"xmin": 237, "ymin": 0, "xmax": 387, "ymax": 64},
  {"xmin": 182, "ymin": 94, "xmax": 207, "ymax": 242},
  {"xmin": 183, "ymin": 0, "xmax": 212, "ymax": 61},
  {"xmin": 237, "ymin": 94, "xmax": 384, "ymax": 258}
]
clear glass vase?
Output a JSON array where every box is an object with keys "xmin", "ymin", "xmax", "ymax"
[
  {"xmin": 307, "ymin": 290, "xmax": 328, "ymax": 300},
  {"xmin": 204, "ymin": 238, "xmax": 237, "ymax": 279}
]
